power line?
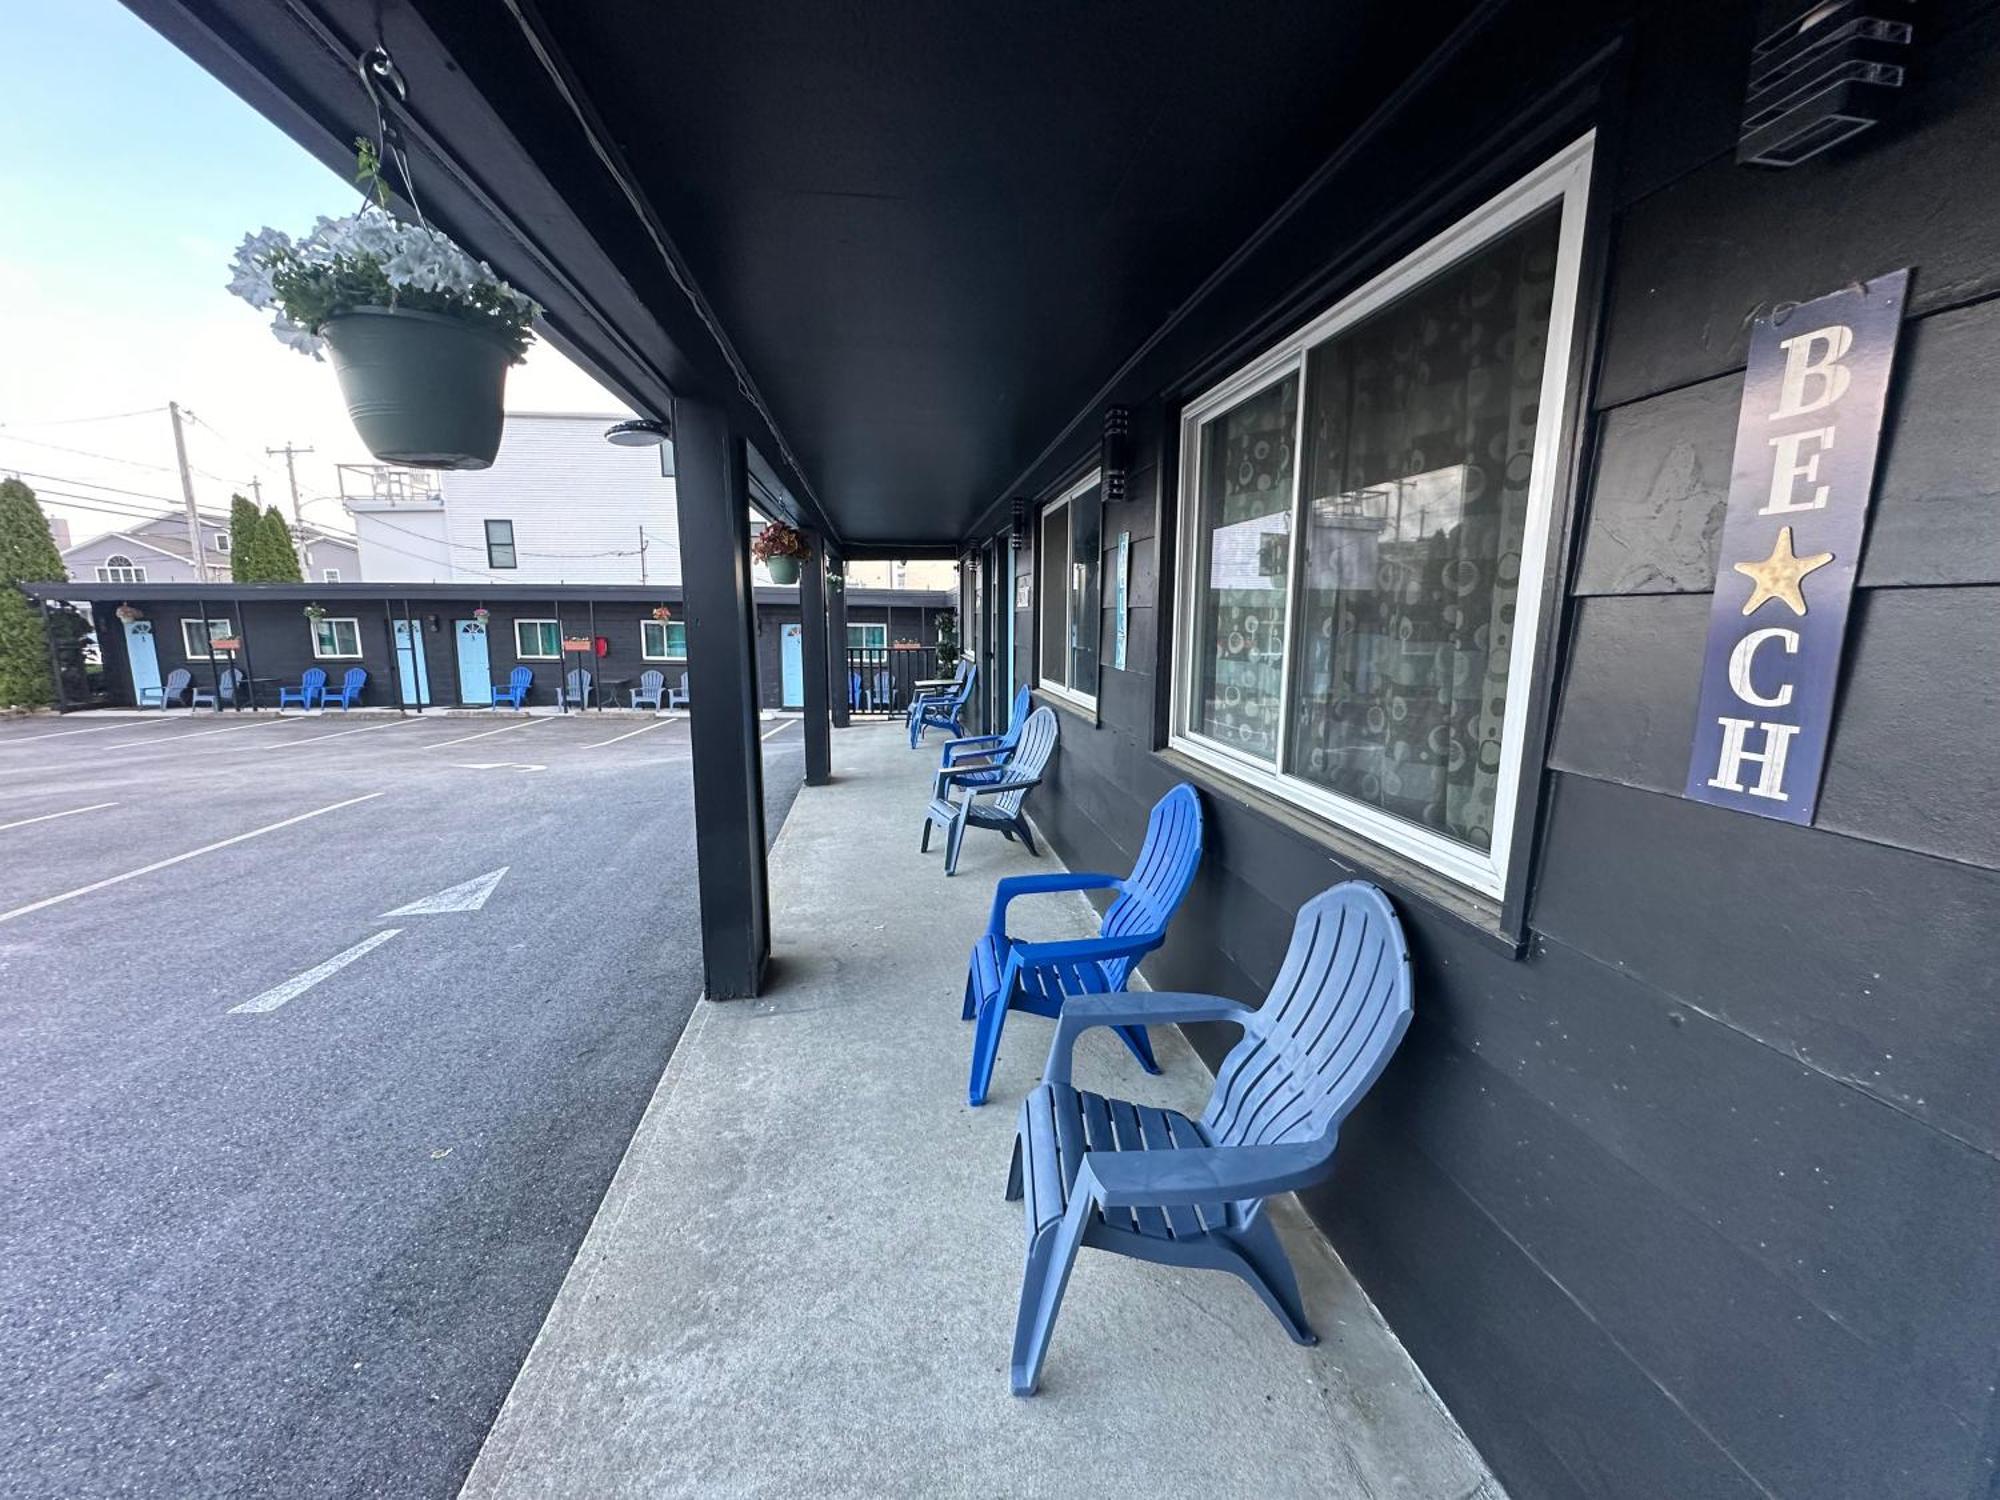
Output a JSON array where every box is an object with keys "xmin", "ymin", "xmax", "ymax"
[
  {"xmin": 0, "ymin": 406, "xmax": 167, "ymax": 428},
  {"xmin": 0, "ymin": 431, "xmax": 179, "ymax": 472}
]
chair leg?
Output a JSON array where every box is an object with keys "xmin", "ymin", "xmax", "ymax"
[
  {"xmin": 1005, "ymin": 1133, "xmax": 1023, "ymax": 1200},
  {"xmin": 967, "ymin": 988, "xmax": 1010, "ymax": 1106},
  {"xmin": 1015, "ymin": 817, "xmax": 1039, "ymax": 858},
  {"xmin": 1012, "ymin": 1192, "xmax": 1092, "ymax": 1395},
  {"xmin": 1113, "ymin": 1023, "xmax": 1163, "ymax": 1076},
  {"xmin": 944, "ymin": 807, "xmax": 969, "ymax": 876},
  {"xmin": 919, "ymin": 815, "xmax": 933, "ymax": 853},
  {"xmin": 1227, "ymin": 1212, "xmax": 1317, "ymax": 1346}
]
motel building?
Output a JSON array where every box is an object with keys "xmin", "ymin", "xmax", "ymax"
[{"xmin": 32, "ymin": 2, "xmax": 1997, "ymax": 1497}]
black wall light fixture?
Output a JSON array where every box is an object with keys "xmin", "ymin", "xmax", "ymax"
[
  {"xmin": 1739, "ymin": 0, "xmax": 1914, "ymax": 167},
  {"xmin": 1101, "ymin": 406, "xmax": 1132, "ymax": 505}
]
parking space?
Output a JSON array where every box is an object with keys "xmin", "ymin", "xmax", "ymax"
[{"xmin": 0, "ymin": 711, "xmax": 804, "ymax": 1500}]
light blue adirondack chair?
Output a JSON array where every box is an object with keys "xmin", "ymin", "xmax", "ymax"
[
  {"xmin": 667, "ymin": 671, "xmax": 690, "ymax": 710},
  {"xmin": 963, "ymin": 782, "xmax": 1204, "ymax": 1106},
  {"xmin": 1006, "ymin": 881, "xmax": 1414, "ymax": 1395},
  {"xmin": 933, "ymin": 684, "xmax": 1033, "ymax": 798},
  {"xmin": 322, "ymin": 667, "xmax": 367, "ymax": 709},
  {"xmin": 908, "ymin": 658, "xmax": 975, "ymax": 747},
  {"xmin": 141, "ymin": 667, "xmax": 192, "ymax": 709},
  {"xmin": 921, "ymin": 705, "xmax": 1057, "ymax": 876},
  {"xmin": 492, "ymin": 665, "xmax": 532, "ymax": 708},
  {"xmin": 630, "ymin": 668, "xmax": 666, "ymax": 710},
  {"xmin": 277, "ymin": 667, "xmax": 326, "ymax": 709},
  {"xmin": 190, "ymin": 667, "xmax": 245, "ymax": 710},
  {"xmin": 560, "ymin": 667, "xmax": 593, "ymax": 709}
]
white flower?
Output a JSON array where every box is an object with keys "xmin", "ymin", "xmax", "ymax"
[
  {"xmin": 225, "ymin": 228, "xmax": 290, "ymax": 308},
  {"xmin": 271, "ymin": 315, "xmax": 325, "ymax": 360}
]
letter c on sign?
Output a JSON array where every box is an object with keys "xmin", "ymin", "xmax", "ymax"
[{"xmin": 1727, "ymin": 627, "xmax": 1799, "ymax": 709}]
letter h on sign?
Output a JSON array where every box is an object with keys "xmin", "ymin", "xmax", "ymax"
[{"xmin": 1684, "ymin": 270, "xmax": 1908, "ymax": 825}]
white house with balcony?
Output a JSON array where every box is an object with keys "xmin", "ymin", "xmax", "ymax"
[{"xmin": 342, "ymin": 412, "xmax": 685, "ymax": 585}]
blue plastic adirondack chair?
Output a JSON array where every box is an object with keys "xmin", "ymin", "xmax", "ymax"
[
  {"xmin": 921, "ymin": 705, "xmax": 1057, "ymax": 876},
  {"xmin": 667, "ymin": 671, "xmax": 690, "ymax": 710},
  {"xmin": 1006, "ymin": 881, "xmax": 1414, "ymax": 1395},
  {"xmin": 141, "ymin": 667, "xmax": 192, "ymax": 709},
  {"xmin": 963, "ymin": 782, "xmax": 1204, "ymax": 1106},
  {"xmin": 492, "ymin": 665, "xmax": 532, "ymax": 708},
  {"xmin": 560, "ymin": 667, "xmax": 593, "ymax": 709},
  {"xmin": 190, "ymin": 667, "xmax": 244, "ymax": 710},
  {"xmin": 908, "ymin": 658, "xmax": 975, "ymax": 747},
  {"xmin": 630, "ymin": 668, "xmax": 666, "ymax": 710},
  {"xmin": 277, "ymin": 667, "xmax": 326, "ymax": 709},
  {"xmin": 322, "ymin": 667, "xmax": 367, "ymax": 709},
  {"xmin": 933, "ymin": 684, "xmax": 1033, "ymax": 798}
]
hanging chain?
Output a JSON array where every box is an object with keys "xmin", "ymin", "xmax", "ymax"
[{"xmin": 356, "ymin": 45, "xmax": 429, "ymax": 228}]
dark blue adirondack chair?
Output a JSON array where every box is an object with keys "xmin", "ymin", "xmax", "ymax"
[
  {"xmin": 908, "ymin": 659, "xmax": 975, "ymax": 747},
  {"xmin": 1006, "ymin": 881, "xmax": 1414, "ymax": 1395},
  {"xmin": 492, "ymin": 665, "xmax": 532, "ymax": 708},
  {"xmin": 933, "ymin": 684, "xmax": 1033, "ymax": 798},
  {"xmin": 921, "ymin": 705, "xmax": 1057, "ymax": 876},
  {"xmin": 277, "ymin": 667, "xmax": 326, "ymax": 709},
  {"xmin": 962, "ymin": 783, "xmax": 1203, "ymax": 1106},
  {"xmin": 322, "ymin": 667, "xmax": 367, "ymax": 709},
  {"xmin": 140, "ymin": 667, "xmax": 192, "ymax": 709}
]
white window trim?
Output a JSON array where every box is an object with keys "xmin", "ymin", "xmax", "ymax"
[
  {"xmin": 847, "ymin": 622, "xmax": 888, "ymax": 651},
  {"xmin": 641, "ymin": 619, "xmax": 687, "ymax": 661},
  {"xmin": 214, "ymin": 532, "xmax": 231, "ymax": 554},
  {"xmin": 322, "ymin": 568, "xmax": 341, "ymax": 583},
  {"xmin": 1036, "ymin": 466, "xmax": 1102, "ymax": 713},
  {"xmin": 97, "ymin": 562, "xmax": 148, "ymax": 584},
  {"xmin": 1169, "ymin": 133, "xmax": 1594, "ymax": 900},
  {"xmin": 515, "ymin": 618, "xmax": 560, "ymax": 659},
  {"xmin": 180, "ymin": 617, "xmax": 235, "ymax": 660},
  {"xmin": 486, "ymin": 519, "xmax": 518, "ymax": 570},
  {"xmin": 311, "ymin": 617, "xmax": 364, "ymax": 660}
]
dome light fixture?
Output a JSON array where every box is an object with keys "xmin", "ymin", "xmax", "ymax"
[{"xmin": 603, "ymin": 417, "xmax": 672, "ymax": 447}]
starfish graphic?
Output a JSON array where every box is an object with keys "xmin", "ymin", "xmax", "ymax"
[{"xmin": 1733, "ymin": 526, "xmax": 1834, "ymax": 617}]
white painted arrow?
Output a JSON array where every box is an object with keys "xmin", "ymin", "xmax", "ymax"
[
  {"xmin": 380, "ymin": 867, "xmax": 510, "ymax": 918},
  {"xmin": 451, "ymin": 762, "xmax": 546, "ymax": 772}
]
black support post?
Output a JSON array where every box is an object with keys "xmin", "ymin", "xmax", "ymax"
[
  {"xmin": 799, "ymin": 540, "xmax": 831, "ymax": 785},
  {"xmin": 827, "ymin": 553, "xmax": 849, "ymax": 729},
  {"xmin": 673, "ymin": 399, "xmax": 770, "ymax": 999}
]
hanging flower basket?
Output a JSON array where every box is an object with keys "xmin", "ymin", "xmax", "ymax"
[
  {"xmin": 651, "ymin": 605, "xmax": 673, "ymax": 622},
  {"xmin": 304, "ymin": 603, "xmax": 327, "ymax": 623},
  {"xmin": 227, "ymin": 139, "xmax": 540, "ymax": 471},
  {"xmin": 115, "ymin": 604, "xmax": 144, "ymax": 623},
  {"xmin": 464, "ymin": 606, "xmax": 489, "ymax": 635},
  {"xmin": 752, "ymin": 521, "xmax": 810, "ymax": 585}
]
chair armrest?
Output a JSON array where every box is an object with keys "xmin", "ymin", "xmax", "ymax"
[
  {"xmin": 1079, "ymin": 1139, "xmax": 1335, "ymax": 1208},
  {"xmin": 937, "ymin": 764, "xmax": 1021, "ymax": 786},
  {"xmin": 986, "ymin": 872, "xmax": 1121, "ymax": 938},
  {"xmin": 1046, "ymin": 992, "xmax": 1254, "ymax": 1086},
  {"xmin": 939, "ymin": 733, "xmax": 1005, "ymax": 765},
  {"xmin": 961, "ymin": 775, "xmax": 1040, "ymax": 796},
  {"xmin": 1010, "ymin": 930, "xmax": 1162, "ymax": 970}
]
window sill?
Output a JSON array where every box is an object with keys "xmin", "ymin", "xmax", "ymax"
[
  {"xmin": 1035, "ymin": 682, "xmax": 1098, "ymax": 720},
  {"xmin": 1153, "ymin": 745, "xmax": 1526, "ymax": 955}
]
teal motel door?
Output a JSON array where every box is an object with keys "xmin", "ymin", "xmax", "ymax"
[
  {"xmin": 393, "ymin": 619, "xmax": 431, "ymax": 706},
  {"xmin": 454, "ymin": 620, "xmax": 492, "ymax": 704},
  {"xmin": 780, "ymin": 622, "xmax": 804, "ymax": 708},
  {"xmin": 123, "ymin": 618, "xmax": 161, "ymax": 704}
]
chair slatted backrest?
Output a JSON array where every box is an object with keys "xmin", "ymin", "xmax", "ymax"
[
  {"xmin": 996, "ymin": 684, "xmax": 1032, "ymax": 749},
  {"xmin": 303, "ymin": 667, "xmax": 327, "ymax": 694},
  {"xmin": 988, "ymin": 706, "xmax": 1057, "ymax": 818},
  {"xmin": 1200, "ymin": 882, "xmax": 1413, "ymax": 1152},
  {"xmin": 342, "ymin": 667, "xmax": 367, "ymax": 694},
  {"xmin": 567, "ymin": 667, "xmax": 591, "ymax": 697},
  {"xmin": 163, "ymin": 668, "xmax": 190, "ymax": 697},
  {"xmin": 510, "ymin": 666, "xmax": 532, "ymax": 691},
  {"xmin": 640, "ymin": 669, "xmax": 664, "ymax": 694},
  {"xmin": 1098, "ymin": 783, "xmax": 1204, "ymax": 991},
  {"xmin": 949, "ymin": 661, "xmax": 976, "ymax": 709},
  {"xmin": 218, "ymin": 667, "xmax": 245, "ymax": 700}
]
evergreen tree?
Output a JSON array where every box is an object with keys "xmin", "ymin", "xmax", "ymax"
[
  {"xmin": 254, "ymin": 505, "xmax": 304, "ymax": 582},
  {"xmin": 0, "ymin": 477, "xmax": 66, "ymax": 708},
  {"xmin": 228, "ymin": 494, "xmax": 261, "ymax": 584}
]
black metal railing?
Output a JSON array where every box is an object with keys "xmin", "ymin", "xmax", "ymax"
[{"xmin": 845, "ymin": 646, "xmax": 942, "ymax": 716}]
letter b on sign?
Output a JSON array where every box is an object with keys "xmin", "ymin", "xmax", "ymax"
[{"xmin": 1771, "ymin": 324, "xmax": 1853, "ymax": 420}]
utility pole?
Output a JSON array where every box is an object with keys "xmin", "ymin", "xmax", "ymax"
[
  {"xmin": 638, "ymin": 524, "xmax": 648, "ymax": 584},
  {"xmin": 265, "ymin": 440, "xmax": 314, "ymax": 524},
  {"xmin": 168, "ymin": 401, "xmax": 207, "ymax": 583},
  {"xmin": 248, "ymin": 477, "xmax": 263, "ymax": 506}
]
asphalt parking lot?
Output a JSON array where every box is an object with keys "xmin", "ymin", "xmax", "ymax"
[{"xmin": 0, "ymin": 707, "xmax": 804, "ymax": 1500}]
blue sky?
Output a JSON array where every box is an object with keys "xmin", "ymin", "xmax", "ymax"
[{"xmin": 0, "ymin": 2, "xmax": 620, "ymax": 546}]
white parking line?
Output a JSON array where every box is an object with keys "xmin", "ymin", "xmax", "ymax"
[
  {"xmin": 0, "ymin": 793, "xmax": 384, "ymax": 925},
  {"xmin": 229, "ymin": 929, "xmax": 402, "ymax": 1014},
  {"xmin": 0, "ymin": 719, "xmax": 186, "ymax": 744},
  {"xmin": 582, "ymin": 718, "xmax": 677, "ymax": 748},
  {"xmin": 761, "ymin": 720, "xmax": 800, "ymax": 741},
  {"xmin": 264, "ymin": 718, "xmax": 421, "ymax": 751},
  {"xmin": 422, "ymin": 718, "xmax": 553, "ymax": 751},
  {"xmin": 107, "ymin": 717, "xmax": 307, "ymax": 749},
  {"xmin": 0, "ymin": 801, "xmax": 118, "ymax": 832}
]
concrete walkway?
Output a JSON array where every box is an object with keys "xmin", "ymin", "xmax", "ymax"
[{"xmin": 460, "ymin": 723, "xmax": 1500, "ymax": 1500}]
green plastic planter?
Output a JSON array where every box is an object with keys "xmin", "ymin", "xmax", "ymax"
[
  {"xmin": 321, "ymin": 306, "xmax": 513, "ymax": 470},
  {"xmin": 765, "ymin": 555, "xmax": 802, "ymax": 585}
]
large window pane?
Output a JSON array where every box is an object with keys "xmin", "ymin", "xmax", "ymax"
[
  {"xmin": 1038, "ymin": 505, "xmax": 1068, "ymax": 686},
  {"xmin": 1285, "ymin": 206, "xmax": 1561, "ymax": 852},
  {"xmin": 1190, "ymin": 373, "xmax": 1298, "ymax": 762},
  {"xmin": 1068, "ymin": 481, "xmax": 1101, "ymax": 691}
]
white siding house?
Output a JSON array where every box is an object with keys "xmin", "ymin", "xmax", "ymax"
[
  {"xmin": 63, "ymin": 512, "xmax": 359, "ymax": 584},
  {"xmin": 345, "ymin": 413, "xmax": 683, "ymax": 585}
]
